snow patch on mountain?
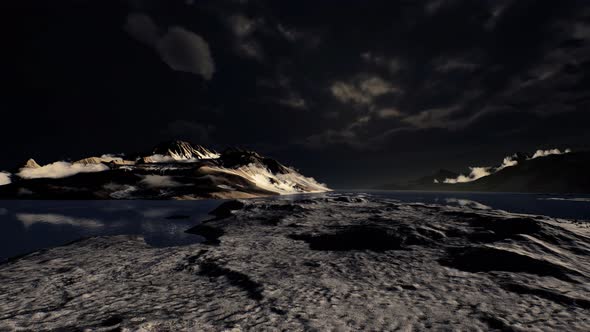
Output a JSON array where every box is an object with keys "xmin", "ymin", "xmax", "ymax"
[
  {"xmin": 531, "ymin": 148, "xmax": 571, "ymax": 159},
  {"xmin": 444, "ymin": 167, "xmax": 491, "ymax": 184},
  {"xmin": 0, "ymin": 172, "xmax": 11, "ymax": 186},
  {"xmin": 497, "ymin": 154, "xmax": 519, "ymax": 171},
  {"xmin": 18, "ymin": 161, "xmax": 110, "ymax": 179},
  {"xmin": 74, "ymin": 155, "xmax": 124, "ymax": 165},
  {"xmin": 153, "ymin": 140, "xmax": 220, "ymax": 160},
  {"xmin": 141, "ymin": 154, "xmax": 196, "ymax": 163},
  {"xmin": 204, "ymin": 164, "xmax": 329, "ymax": 195}
]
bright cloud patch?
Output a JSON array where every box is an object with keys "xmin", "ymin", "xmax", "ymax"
[
  {"xmin": 18, "ymin": 162, "xmax": 109, "ymax": 179},
  {"xmin": 331, "ymin": 76, "xmax": 399, "ymax": 105},
  {"xmin": 0, "ymin": 172, "xmax": 11, "ymax": 186},
  {"xmin": 377, "ymin": 108, "xmax": 402, "ymax": 118}
]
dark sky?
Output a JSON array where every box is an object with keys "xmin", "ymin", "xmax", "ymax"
[{"xmin": 3, "ymin": 0, "xmax": 590, "ymax": 188}]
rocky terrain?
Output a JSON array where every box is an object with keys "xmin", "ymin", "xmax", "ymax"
[
  {"xmin": 0, "ymin": 140, "xmax": 329, "ymax": 200},
  {"xmin": 1, "ymin": 193, "xmax": 589, "ymax": 331}
]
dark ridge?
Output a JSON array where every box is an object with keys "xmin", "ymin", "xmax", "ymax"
[
  {"xmin": 377, "ymin": 151, "xmax": 590, "ymax": 194},
  {"xmin": 332, "ymin": 196, "xmax": 366, "ymax": 203},
  {"xmin": 290, "ymin": 225, "xmax": 406, "ymax": 252},
  {"xmin": 260, "ymin": 217, "xmax": 283, "ymax": 226},
  {"xmin": 198, "ymin": 261, "xmax": 264, "ymax": 301},
  {"xmin": 99, "ymin": 315, "xmax": 124, "ymax": 327},
  {"xmin": 440, "ymin": 246, "xmax": 580, "ymax": 282},
  {"xmin": 270, "ymin": 307, "xmax": 287, "ymax": 315},
  {"xmin": 185, "ymin": 225, "xmax": 224, "ymax": 245},
  {"xmin": 501, "ymin": 282, "xmax": 590, "ymax": 309},
  {"xmin": 173, "ymin": 250, "xmax": 209, "ymax": 272},
  {"xmin": 165, "ymin": 214, "xmax": 190, "ymax": 220},
  {"xmin": 209, "ymin": 200, "xmax": 245, "ymax": 219},
  {"xmin": 248, "ymin": 203, "xmax": 303, "ymax": 211},
  {"xmin": 464, "ymin": 216, "xmax": 542, "ymax": 243},
  {"xmin": 479, "ymin": 314, "xmax": 517, "ymax": 332},
  {"xmin": 217, "ymin": 148, "xmax": 291, "ymax": 174}
]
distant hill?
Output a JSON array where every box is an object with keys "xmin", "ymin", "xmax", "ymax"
[
  {"xmin": 379, "ymin": 150, "xmax": 590, "ymax": 194},
  {"xmin": 375, "ymin": 169, "xmax": 458, "ymax": 190}
]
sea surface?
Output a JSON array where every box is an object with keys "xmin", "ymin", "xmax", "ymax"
[{"xmin": 1, "ymin": 191, "xmax": 590, "ymax": 260}]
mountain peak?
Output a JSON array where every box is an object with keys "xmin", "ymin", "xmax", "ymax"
[
  {"xmin": 219, "ymin": 148, "xmax": 291, "ymax": 174},
  {"xmin": 152, "ymin": 140, "xmax": 220, "ymax": 160},
  {"xmin": 23, "ymin": 159, "xmax": 41, "ymax": 169}
]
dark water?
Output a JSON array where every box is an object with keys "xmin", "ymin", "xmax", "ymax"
[
  {"xmin": 1, "ymin": 192, "xmax": 590, "ymax": 260},
  {"xmin": 358, "ymin": 190, "xmax": 590, "ymax": 220},
  {"xmin": 0, "ymin": 200, "xmax": 221, "ymax": 261}
]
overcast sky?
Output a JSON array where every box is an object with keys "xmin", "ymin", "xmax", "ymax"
[{"xmin": 3, "ymin": 0, "xmax": 590, "ymax": 187}]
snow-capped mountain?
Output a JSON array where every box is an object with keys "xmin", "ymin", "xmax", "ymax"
[
  {"xmin": 379, "ymin": 148, "xmax": 590, "ymax": 193},
  {"xmin": 0, "ymin": 140, "xmax": 329, "ymax": 199},
  {"xmin": 152, "ymin": 140, "xmax": 221, "ymax": 161}
]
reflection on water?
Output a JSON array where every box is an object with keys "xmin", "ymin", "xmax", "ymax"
[
  {"xmin": 0, "ymin": 200, "xmax": 221, "ymax": 261},
  {"xmin": 17, "ymin": 213, "xmax": 104, "ymax": 229},
  {"xmin": 444, "ymin": 198, "xmax": 492, "ymax": 210}
]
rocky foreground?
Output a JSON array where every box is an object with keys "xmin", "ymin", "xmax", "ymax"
[{"xmin": 1, "ymin": 194, "xmax": 589, "ymax": 331}]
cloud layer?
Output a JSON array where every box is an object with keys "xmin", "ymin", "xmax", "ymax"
[{"xmin": 124, "ymin": 13, "xmax": 215, "ymax": 79}]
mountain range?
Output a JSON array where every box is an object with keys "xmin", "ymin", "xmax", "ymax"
[
  {"xmin": 0, "ymin": 140, "xmax": 329, "ymax": 199},
  {"xmin": 378, "ymin": 149, "xmax": 590, "ymax": 194}
]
